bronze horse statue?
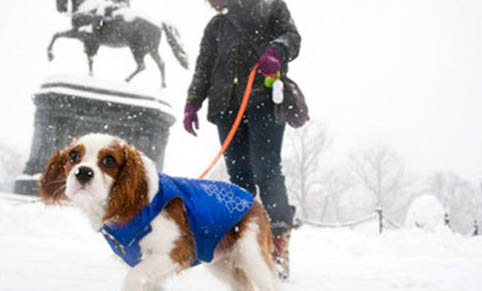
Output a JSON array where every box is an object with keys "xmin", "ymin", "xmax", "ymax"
[{"xmin": 49, "ymin": 0, "xmax": 188, "ymax": 87}]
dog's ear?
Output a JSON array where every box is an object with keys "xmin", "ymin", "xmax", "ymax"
[
  {"xmin": 38, "ymin": 150, "xmax": 69, "ymax": 204},
  {"xmin": 103, "ymin": 144, "xmax": 149, "ymax": 224}
]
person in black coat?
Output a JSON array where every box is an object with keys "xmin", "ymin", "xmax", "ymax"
[{"xmin": 183, "ymin": 0, "xmax": 301, "ymax": 279}]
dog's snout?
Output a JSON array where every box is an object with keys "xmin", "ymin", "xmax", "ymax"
[{"xmin": 75, "ymin": 166, "xmax": 94, "ymax": 185}]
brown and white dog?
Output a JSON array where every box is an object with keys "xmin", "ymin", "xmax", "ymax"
[{"xmin": 39, "ymin": 133, "xmax": 280, "ymax": 291}]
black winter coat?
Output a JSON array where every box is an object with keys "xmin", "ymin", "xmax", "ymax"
[{"xmin": 187, "ymin": 0, "xmax": 301, "ymax": 123}]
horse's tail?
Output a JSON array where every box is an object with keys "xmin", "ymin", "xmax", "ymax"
[{"xmin": 162, "ymin": 22, "xmax": 189, "ymax": 70}]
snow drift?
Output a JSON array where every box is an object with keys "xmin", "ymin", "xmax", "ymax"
[{"xmin": 1, "ymin": 192, "xmax": 482, "ymax": 291}]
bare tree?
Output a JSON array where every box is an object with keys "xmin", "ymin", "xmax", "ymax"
[
  {"xmin": 428, "ymin": 172, "xmax": 468, "ymax": 211},
  {"xmin": 427, "ymin": 171, "xmax": 481, "ymax": 233},
  {"xmin": 318, "ymin": 167, "xmax": 354, "ymax": 222},
  {"xmin": 283, "ymin": 121, "xmax": 332, "ymax": 220},
  {"xmin": 350, "ymin": 145, "xmax": 407, "ymax": 212}
]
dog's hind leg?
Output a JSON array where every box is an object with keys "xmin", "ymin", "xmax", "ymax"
[
  {"xmin": 149, "ymin": 49, "xmax": 166, "ymax": 88},
  {"xmin": 237, "ymin": 222, "xmax": 282, "ymax": 291},
  {"xmin": 207, "ymin": 260, "xmax": 255, "ymax": 291},
  {"xmin": 208, "ymin": 221, "xmax": 281, "ymax": 291}
]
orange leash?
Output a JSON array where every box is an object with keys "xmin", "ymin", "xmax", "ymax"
[{"xmin": 199, "ymin": 65, "xmax": 259, "ymax": 179}]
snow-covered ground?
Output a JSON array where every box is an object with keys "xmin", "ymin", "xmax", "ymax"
[{"xmin": 1, "ymin": 192, "xmax": 482, "ymax": 291}]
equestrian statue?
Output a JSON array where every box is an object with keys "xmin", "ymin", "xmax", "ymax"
[{"xmin": 48, "ymin": 0, "xmax": 189, "ymax": 88}]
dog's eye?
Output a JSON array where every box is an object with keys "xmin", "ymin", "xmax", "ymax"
[
  {"xmin": 69, "ymin": 151, "xmax": 79, "ymax": 163},
  {"xmin": 102, "ymin": 155, "xmax": 116, "ymax": 168}
]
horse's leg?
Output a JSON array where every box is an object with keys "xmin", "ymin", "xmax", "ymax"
[
  {"xmin": 47, "ymin": 29, "xmax": 81, "ymax": 61},
  {"xmin": 84, "ymin": 42, "xmax": 100, "ymax": 76},
  {"xmin": 149, "ymin": 49, "xmax": 166, "ymax": 88},
  {"xmin": 87, "ymin": 54, "xmax": 94, "ymax": 76},
  {"xmin": 125, "ymin": 51, "xmax": 146, "ymax": 82}
]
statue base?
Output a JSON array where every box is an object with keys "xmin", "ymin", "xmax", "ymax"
[{"xmin": 15, "ymin": 75, "xmax": 176, "ymax": 195}]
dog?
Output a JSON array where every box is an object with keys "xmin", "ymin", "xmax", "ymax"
[{"xmin": 39, "ymin": 133, "xmax": 280, "ymax": 291}]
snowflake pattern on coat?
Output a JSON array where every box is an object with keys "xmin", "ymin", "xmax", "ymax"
[{"xmin": 200, "ymin": 182, "xmax": 253, "ymax": 213}]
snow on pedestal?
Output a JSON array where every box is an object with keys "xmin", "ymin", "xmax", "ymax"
[{"xmin": 14, "ymin": 75, "xmax": 175, "ymax": 195}]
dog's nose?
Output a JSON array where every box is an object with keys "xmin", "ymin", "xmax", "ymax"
[{"xmin": 75, "ymin": 166, "xmax": 94, "ymax": 185}]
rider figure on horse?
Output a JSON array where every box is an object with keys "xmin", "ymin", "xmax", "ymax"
[{"xmin": 70, "ymin": 0, "xmax": 129, "ymax": 29}]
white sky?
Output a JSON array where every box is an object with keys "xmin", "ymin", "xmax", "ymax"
[{"xmin": 0, "ymin": 0, "xmax": 481, "ymax": 183}]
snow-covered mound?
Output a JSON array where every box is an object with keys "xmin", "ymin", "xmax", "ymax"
[
  {"xmin": 405, "ymin": 195, "xmax": 446, "ymax": 231},
  {"xmin": 1, "ymin": 192, "xmax": 482, "ymax": 291}
]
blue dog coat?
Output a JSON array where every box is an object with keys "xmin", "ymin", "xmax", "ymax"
[{"xmin": 101, "ymin": 174, "xmax": 253, "ymax": 267}]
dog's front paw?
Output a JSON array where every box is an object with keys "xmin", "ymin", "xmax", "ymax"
[
  {"xmin": 121, "ymin": 272, "xmax": 144, "ymax": 291},
  {"xmin": 122, "ymin": 278, "xmax": 165, "ymax": 291},
  {"xmin": 144, "ymin": 282, "xmax": 166, "ymax": 291}
]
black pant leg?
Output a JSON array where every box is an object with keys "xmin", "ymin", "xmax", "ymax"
[
  {"xmin": 246, "ymin": 102, "xmax": 294, "ymax": 236},
  {"xmin": 216, "ymin": 102, "xmax": 294, "ymax": 236}
]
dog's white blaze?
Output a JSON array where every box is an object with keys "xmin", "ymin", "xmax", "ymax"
[{"xmin": 66, "ymin": 134, "xmax": 118, "ymax": 229}]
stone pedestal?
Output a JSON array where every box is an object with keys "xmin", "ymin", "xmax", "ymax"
[{"xmin": 14, "ymin": 75, "xmax": 176, "ymax": 195}]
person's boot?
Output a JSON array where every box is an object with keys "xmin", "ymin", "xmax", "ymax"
[{"xmin": 272, "ymin": 230, "xmax": 291, "ymax": 280}]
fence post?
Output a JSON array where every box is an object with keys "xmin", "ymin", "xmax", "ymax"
[
  {"xmin": 376, "ymin": 207, "xmax": 383, "ymax": 234},
  {"xmin": 444, "ymin": 213, "xmax": 450, "ymax": 227}
]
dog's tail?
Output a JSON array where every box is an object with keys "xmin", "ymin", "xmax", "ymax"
[{"xmin": 162, "ymin": 22, "xmax": 189, "ymax": 70}]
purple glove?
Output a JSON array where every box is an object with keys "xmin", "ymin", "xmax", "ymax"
[
  {"xmin": 183, "ymin": 103, "xmax": 200, "ymax": 136},
  {"xmin": 257, "ymin": 48, "xmax": 282, "ymax": 75}
]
